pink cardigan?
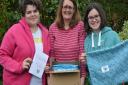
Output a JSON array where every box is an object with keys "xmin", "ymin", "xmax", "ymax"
[{"xmin": 0, "ymin": 18, "xmax": 50, "ymax": 85}]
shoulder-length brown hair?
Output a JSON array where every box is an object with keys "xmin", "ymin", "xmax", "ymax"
[{"xmin": 55, "ymin": 0, "xmax": 81, "ymax": 29}]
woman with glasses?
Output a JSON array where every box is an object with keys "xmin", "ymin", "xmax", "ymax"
[
  {"xmin": 83, "ymin": 2, "xmax": 120, "ymax": 84},
  {"xmin": 49, "ymin": 0, "xmax": 86, "ymax": 85},
  {"xmin": 84, "ymin": 2, "xmax": 120, "ymax": 53}
]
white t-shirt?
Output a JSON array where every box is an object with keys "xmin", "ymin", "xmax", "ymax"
[{"xmin": 30, "ymin": 28, "xmax": 43, "ymax": 85}]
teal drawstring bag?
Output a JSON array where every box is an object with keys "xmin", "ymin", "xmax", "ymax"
[{"xmin": 87, "ymin": 40, "xmax": 128, "ymax": 85}]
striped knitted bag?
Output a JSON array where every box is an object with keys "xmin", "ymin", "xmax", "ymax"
[{"xmin": 87, "ymin": 40, "xmax": 128, "ymax": 85}]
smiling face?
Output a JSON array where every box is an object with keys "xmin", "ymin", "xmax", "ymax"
[
  {"xmin": 62, "ymin": 0, "xmax": 75, "ymax": 22},
  {"xmin": 25, "ymin": 5, "xmax": 40, "ymax": 27},
  {"xmin": 88, "ymin": 8, "xmax": 101, "ymax": 32}
]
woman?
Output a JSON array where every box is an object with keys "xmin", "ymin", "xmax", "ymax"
[
  {"xmin": 84, "ymin": 2, "xmax": 120, "ymax": 53},
  {"xmin": 0, "ymin": 0, "xmax": 50, "ymax": 85},
  {"xmin": 49, "ymin": 0, "xmax": 86, "ymax": 85},
  {"xmin": 84, "ymin": 2, "xmax": 120, "ymax": 84}
]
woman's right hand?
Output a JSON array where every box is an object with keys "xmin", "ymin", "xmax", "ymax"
[{"xmin": 22, "ymin": 57, "xmax": 32, "ymax": 70}]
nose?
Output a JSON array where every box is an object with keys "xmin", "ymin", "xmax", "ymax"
[
  {"xmin": 90, "ymin": 18, "xmax": 97, "ymax": 22},
  {"xmin": 64, "ymin": 8, "xmax": 71, "ymax": 11},
  {"xmin": 31, "ymin": 12, "xmax": 35, "ymax": 16},
  {"xmin": 92, "ymin": 18, "xmax": 97, "ymax": 22}
]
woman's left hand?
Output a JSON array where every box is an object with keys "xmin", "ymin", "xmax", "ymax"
[
  {"xmin": 79, "ymin": 53, "xmax": 86, "ymax": 62},
  {"xmin": 81, "ymin": 77, "xmax": 85, "ymax": 85}
]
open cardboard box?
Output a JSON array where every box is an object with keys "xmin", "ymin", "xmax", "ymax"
[{"xmin": 47, "ymin": 61, "xmax": 81, "ymax": 85}]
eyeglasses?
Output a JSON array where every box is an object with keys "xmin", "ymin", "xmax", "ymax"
[
  {"xmin": 62, "ymin": 5, "xmax": 74, "ymax": 10},
  {"xmin": 88, "ymin": 15, "xmax": 100, "ymax": 21}
]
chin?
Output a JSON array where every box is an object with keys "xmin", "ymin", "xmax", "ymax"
[
  {"xmin": 64, "ymin": 18, "xmax": 72, "ymax": 21},
  {"xmin": 92, "ymin": 25, "xmax": 100, "ymax": 29}
]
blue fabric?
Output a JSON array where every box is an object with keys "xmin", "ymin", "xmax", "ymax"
[
  {"xmin": 52, "ymin": 64, "xmax": 79, "ymax": 72},
  {"xmin": 87, "ymin": 40, "xmax": 128, "ymax": 85}
]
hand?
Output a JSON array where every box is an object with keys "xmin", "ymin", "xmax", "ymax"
[
  {"xmin": 79, "ymin": 53, "xmax": 86, "ymax": 62},
  {"xmin": 22, "ymin": 57, "xmax": 32, "ymax": 70},
  {"xmin": 45, "ymin": 65, "xmax": 50, "ymax": 73},
  {"xmin": 81, "ymin": 77, "xmax": 85, "ymax": 85}
]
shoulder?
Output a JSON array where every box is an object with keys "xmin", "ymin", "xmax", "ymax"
[
  {"xmin": 85, "ymin": 33, "xmax": 91, "ymax": 40},
  {"xmin": 76, "ymin": 21, "xmax": 84, "ymax": 28},
  {"xmin": 74, "ymin": 21, "xmax": 84, "ymax": 31},
  {"xmin": 6, "ymin": 23, "xmax": 21, "ymax": 35},
  {"xmin": 103, "ymin": 27, "xmax": 120, "ymax": 41},
  {"xmin": 49, "ymin": 23, "xmax": 57, "ymax": 29},
  {"xmin": 38, "ymin": 23, "xmax": 48, "ymax": 34},
  {"xmin": 49, "ymin": 22, "xmax": 58, "ymax": 32},
  {"xmin": 1, "ymin": 23, "xmax": 22, "ymax": 42},
  {"xmin": 104, "ymin": 26, "xmax": 118, "ymax": 36}
]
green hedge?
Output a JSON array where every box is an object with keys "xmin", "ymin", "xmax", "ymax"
[
  {"xmin": 0, "ymin": 0, "xmax": 128, "ymax": 41},
  {"xmin": 119, "ymin": 20, "xmax": 128, "ymax": 40}
]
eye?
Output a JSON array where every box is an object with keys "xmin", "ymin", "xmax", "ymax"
[
  {"xmin": 26, "ymin": 11, "xmax": 31, "ymax": 14},
  {"xmin": 94, "ymin": 15, "xmax": 99, "ymax": 18},
  {"xmin": 34, "ymin": 9, "xmax": 38, "ymax": 13},
  {"xmin": 63, "ymin": 5, "xmax": 74, "ymax": 10},
  {"xmin": 88, "ymin": 14, "xmax": 100, "ymax": 21},
  {"xmin": 88, "ymin": 16, "xmax": 93, "ymax": 20}
]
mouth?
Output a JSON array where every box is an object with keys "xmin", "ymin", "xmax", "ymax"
[
  {"xmin": 91, "ymin": 21, "xmax": 100, "ymax": 25},
  {"xmin": 91, "ymin": 22, "xmax": 97, "ymax": 26},
  {"xmin": 64, "ymin": 10, "xmax": 72, "ymax": 14},
  {"xmin": 31, "ymin": 17, "xmax": 37, "ymax": 19},
  {"xmin": 30, "ymin": 18, "xmax": 38, "ymax": 21}
]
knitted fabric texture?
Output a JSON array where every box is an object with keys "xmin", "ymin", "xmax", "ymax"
[{"xmin": 87, "ymin": 40, "xmax": 128, "ymax": 85}]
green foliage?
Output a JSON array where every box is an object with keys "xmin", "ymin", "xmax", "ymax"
[
  {"xmin": 119, "ymin": 20, "xmax": 128, "ymax": 40},
  {"xmin": 89, "ymin": 0, "xmax": 128, "ymax": 32},
  {"xmin": 0, "ymin": 10, "xmax": 21, "ymax": 42},
  {"xmin": 41, "ymin": 0, "xmax": 89, "ymax": 27},
  {"xmin": 41, "ymin": 0, "xmax": 58, "ymax": 27},
  {"xmin": 0, "ymin": 0, "xmax": 21, "ymax": 43},
  {"xmin": 0, "ymin": 0, "xmax": 128, "ymax": 32}
]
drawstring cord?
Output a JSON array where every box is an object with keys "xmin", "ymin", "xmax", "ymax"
[{"xmin": 92, "ymin": 31, "xmax": 101, "ymax": 48}]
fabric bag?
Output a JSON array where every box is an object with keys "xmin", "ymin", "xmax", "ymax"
[{"xmin": 87, "ymin": 40, "xmax": 128, "ymax": 85}]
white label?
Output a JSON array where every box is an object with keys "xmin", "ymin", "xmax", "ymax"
[{"xmin": 101, "ymin": 65, "xmax": 109, "ymax": 73}]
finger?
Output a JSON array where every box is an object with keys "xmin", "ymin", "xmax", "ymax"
[
  {"xmin": 25, "ymin": 62, "xmax": 31, "ymax": 67},
  {"xmin": 25, "ymin": 63, "xmax": 31, "ymax": 70},
  {"xmin": 45, "ymin": 66, "xmax": 50, "ymax": 72},
  {"xmin": 23, "ymin": 65, "xmax": 29, "ymax": 70},
  {"xmin": 23, "ymin": 61, "xmax": 31, "ymax": 70},
  {"xmin": 25, "ymin": 58, "xmax": 32, "ymax": 62},
  {"xmin": 24, "ymin": 58, "xmax": 32, "ymax": 65},
  {"xmin": 45, "ymin": 66, "xmax": 50, "ymax": 70},
  {"xmin": 81, "ymin": 53, "xmax": 85, "ymax": 57}
]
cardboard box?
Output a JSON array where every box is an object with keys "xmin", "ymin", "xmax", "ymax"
[
  {"xmin": 48, "ymin": 70, "xmax": 80, "ymax": 85},
  {"xmin": 48, "ymin": 61, "xmax": 80, "ymax": 85}
]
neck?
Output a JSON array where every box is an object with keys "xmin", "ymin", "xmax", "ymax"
[
  {"xmin": 30, "ymin": 25, "xmax": 38, "ymax": 33},
  {"xmin": 64, "ymin": 21, "xmax": 70, "ymax": 30},
  {"xmin": 93, "ymin": 29, "xmax": 100, "ymax": 33}
]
